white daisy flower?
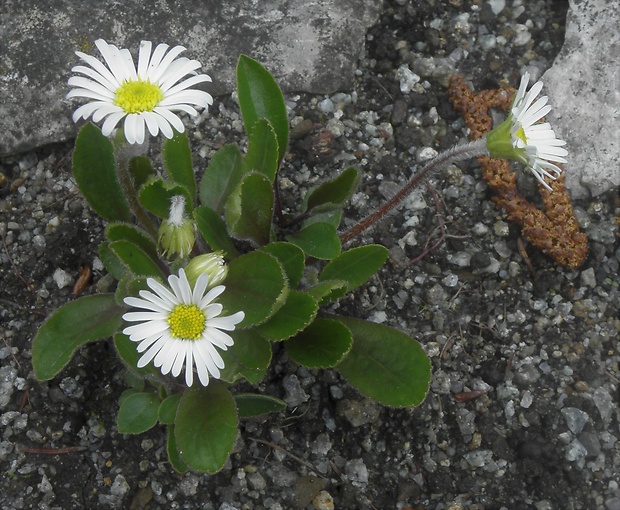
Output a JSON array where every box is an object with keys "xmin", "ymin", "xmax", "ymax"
[
  {"xmin": 122, "ymin": 269, "xmax": 244, "ymax": 387},
  {"xmin": 486, "ymin": 72, "xmax": 568, "ymax": 190},
  {"xmin": 67, "ymin": 39, "xmax": 213, "ymax": 144}
]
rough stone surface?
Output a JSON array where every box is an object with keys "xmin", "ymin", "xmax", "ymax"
[
  {"xmin": 543, "ymin": 0, "xmax": 620, "ymax": 198},
  {"xmin": 0, "ymin": 0, "xmax": 382, "ymax": 156}
]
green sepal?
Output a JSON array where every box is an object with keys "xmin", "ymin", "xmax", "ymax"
[
  {"xmin": 234, "ymin": 394, "xmax": 286, "ymax": 418},
  {"xmin": 236, "ymin": 55, "xmax": 289, "ymax": 163},
  {"xmin": 286, "ymin": 318, "xmax": 352, "ymax": 368},
  {"xmin": 219, "ymin": 329, "xmax": 272, "ymax": 384},
  {"xmin": 286, "ymin": 222, "xmax": 341, "ymax": 260},
  {"xmin": 336, "ymin": 317, "xmax": 431, "ymax": 408},
  {"xmin": 486, "ymin": 115, "xmax": 527, "ymax": 164},
  {"xmin": 175, "ymin": 382, "xmax": 238, "ymax": 473},
  {"xmin": 199, "ymin": 144, "xmax": 244, "ymax": 213},
  {"xmin": 163, "ymin": 129, "xmax": 196, "ymax": 204},
  {"xmin": 32, "ymin": 294, "xmax": 124, "ymax": 381},
  {"xmin": 117, "ymin": 392, "xmax": 160, "ymax": 434},
  {"xmin": 194, "ymin": 205, "xmax": 241, "ymax": 259},
  {"xmin": 72, "ymin": 123, "xmax": 130, "ymax": 222}
]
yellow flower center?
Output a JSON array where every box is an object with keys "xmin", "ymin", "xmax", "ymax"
[
  {"xmin": 515, "ymin": 125, "xmax": 528, "ymax": 145},
  {"xmin": 167, "ymin": 304, "xmax": 206, "ymax": 340},
  {"xmin": 114, "ymin": 79, "xmax": 163, "ymax": 114}
]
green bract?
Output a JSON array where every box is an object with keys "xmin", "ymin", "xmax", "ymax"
[{"xmin": 32, "ymin": 54, "xmax": 431, "ymax": 475}]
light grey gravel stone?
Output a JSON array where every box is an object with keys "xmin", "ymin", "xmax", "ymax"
[
  {"xmin": 561, "ymin": 407, "xmax": 589, "ymax": 435},
  {"xmin": 543, "ymin": 0, "xmax": 620, "ymax": 198}
]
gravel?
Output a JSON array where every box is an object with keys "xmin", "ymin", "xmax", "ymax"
[{"xmin": 1, "ymin": 0, "xmax": 619, "ymax": 509}]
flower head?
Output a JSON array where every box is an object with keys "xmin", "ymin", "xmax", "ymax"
[
  {"xmin": 122, "ymin": 269, "xmax": 244, "ymax": 386},
  {"xmin": 185, "ymin": 252, "xmax": 229, "ymax": 289},
  {"xmin": 158, "ymin": 195, "xmax": 195, "ymax": 259},
  {"xmin": 67, "ymin": 39, "xmax": 213, "ymax": 144},
  {"xmin": 486, "ymin": 72, "xmax": 568, "ymax": 190}
]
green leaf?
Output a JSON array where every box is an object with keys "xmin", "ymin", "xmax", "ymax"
[
  {"xmin": 128, "ymin": 155, "xmax": 156, "ymax": 190},
  {"xmin": 258, "ymin": 242, "xmax": 305, "ymax": 288},
  {"xmin": 286, "ymin": 318, "xmax": 352, "ymax": 368},
  {"xmin": 234, "ymin": 394, "xmax": 286, "ymax": 418},
  {"xmin": 163, "ymin": 130, "xmax": 196, "ymax": 204},
  {"xmin": 106, "ymin": 223, "xmax": 157, "ymax": 255},
  {"xmin": 159, "ymin": 393, "xmax": 182, "ymax": 425},
  {"xmin": 305, "ymin": 280, "xmax": 348, "ymax": 305},
  {"xmin": 199, "ymin": 144, "xmax": 244, "ymax": 213},
  {"xmin": 72, "ymin": 123, "xmax": 130, "ymax": 222},
  {"xmin": 218, "ymin": 251, "xmax": 288, "ymax": 328},
  {"xmin": 225, "ymin": 172, "xmax": 274, "ymax": 246},
  {"xmin": 117, "ymin": 392, "xmax": 160, "ymax": 434},
  {"xmin": 109, "ymin": 240, "xmax": 165, "ymax": 278},
  {"xmin": 318, "ymin": 244, "xmax": 388, "ymax": 301},
  {"xmin": 138, "ymin": 178, "xmax": 192, "ymax": 219},
  {"xmin": 32, "ymin": 294, "xmax": 124, "ymax": 381},
  {"xmin": 336, "ymin": 317, "xmax": 431, "ymax": 408},
  {"xmin": 113, "ymin": 332, "xmax": 159, "ymax": 377},
  {"xmin": 286, "ymin": 222, "xmax": 341, "ymax": 260},
  {"xmin": 194, "ymin": 206, "xmax": 240, "ymax": 258},
  {"xmin": 98, "ymin": 241, "xmax": 128, "ymax": 281},
  {"xmin": 167, "ymin": 425, "xmax": 189, "ymax": 473},
  {"xmin": 114, "ymin": 274, "xmax": 150, "ymax": 306},
  {"xmin": 219, "ymin": 329, "xmax": 272, "ymax": 384},
  {"xmin": 243, "ymin": 118, "xmax": 279, "ymax": 182},
  {"xmin": 236, "ymin": 55, "xmax": 289, "ymax": 163},
  {"xmin": 175, "ymin": 382, "xmax": 238, "ymax": 473},
  {"xmin": 304, "ymin": 167, "xmax": 360, "ymax": 213},
  {"xmin": 302, "ymin": 209, "xmax": 343, "ymax": 230},
  {"xmin": 256, "ymin": 291, "xmax": 318, "ymax": 341}
]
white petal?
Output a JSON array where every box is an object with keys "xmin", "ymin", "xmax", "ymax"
[
  {"xmin": 199, "ymin": 285, "xmax": 226, "ymax": 308},
  {"xmin": 74, "ymin": 50, "xmax": 121, "ymax": 89},
  {"xmin": 152, "ymin": 107, "xmax": 185, "ymax": 134},
  {"xmin": 100, "ymin": 111, "xmax": 126, "ymax": 136},
  {"xmin": 171, "ymin": 341, "xmax": 188, "ymax": 377},
  {"xmin": 185, "ymin": 348, "xmax": 195, "ymax": 386},
  {"xmin": 203, "ymin": 327, "xmax": 234, "ymax": 349},
  {"xmin": 137, "ymin": 41, "xmax": 153, "ymax": 78},
  {"xmin": 150, "ymin": 45, "xmax": 187, "ymax": 83}
]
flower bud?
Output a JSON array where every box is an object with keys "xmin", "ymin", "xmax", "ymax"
[
  {"xmin": 158, "ymin": 195, "xmax": 195, "ymax": 259},
  {"xmin": 184, "ymin": 252, "xmax": 228, "ymax": 289}
]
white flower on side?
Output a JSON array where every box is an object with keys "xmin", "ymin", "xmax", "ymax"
[
  {"xmin": 158, "ymin": 195, "xmax": 195, "ymax": 259},
  {"xmin": 486, "ymin": 72, "xmax": 568, "ymax": 190},
  {"xmin": 67, "ymin": 39, "xmax": 213, "ymax": 144},
  {"xmin": 122, "ymin": 269, "xmax": 244, "ymax": 387}
]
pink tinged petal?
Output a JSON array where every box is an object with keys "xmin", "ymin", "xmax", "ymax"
[
  {"xmin": 74, "ymin": 50, "xmax": 121, "ymax": 89},
  {"xmin": 100, "ymin": 111, "xmax": 126, "ymax": 136},
  {"xmin": 152, "ymin": 107, "xmax": 185, "ymax": 134},
  {"xmin": 150, "ymin": 45, "xmax": 187, "ymax": 83},
  {"xmin": 184, "ymin": 348, "xmax": 195, "ymax": 386},
  {"xmin": 137, "ymin": 41, "xmax": 153, "ymax": 78}
]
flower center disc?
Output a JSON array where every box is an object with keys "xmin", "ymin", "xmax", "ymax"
[
  {"xmin": 515, "ymin": 125, "xmax": 528, "ymax": 145},
  {"xmin": 115, "ymin": 79, "xmax": 163, "ymax": 114},
  {"xmin": 167, "ymin": 304, "xmax": 206, "ymax": 340}
]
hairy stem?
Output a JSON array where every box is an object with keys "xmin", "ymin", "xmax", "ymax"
[{"xmin": 339, "ymin": 137, "xmax": 489, "ymax": 243}]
